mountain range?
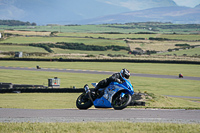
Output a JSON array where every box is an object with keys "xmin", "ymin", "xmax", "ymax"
[
  {"xmin": 195, "ymin": 4, "xmax": 200, "ymax": 8},
  {"xmin": 79, "ymin": 6, "xmax": 200, "ymax": 24},
  {"xmin": 0, "ymin": 0, "xmax": 199, "ymax": 25}
]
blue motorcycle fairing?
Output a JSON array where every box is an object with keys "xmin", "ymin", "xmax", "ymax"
[
  {"xmin": 93, "ymin": 96, "xmax": 112, "ymax": 108},
  {"xmin": 93, "ymin": 84, "xmax": 123, "ymax": 108},
  {"xmin": 111, "ymin": 80, "xmax": 134, "ymax": 95},
  {"xmin": 93, "ymin": 80, "xmax": 134, "ymax": 108},
  {"xmin": 93, "ymin": 84, "xmax": 124, "ymax": 108},
  {"xmin": 121, "ymin": 79, "xmax": 134, "ymax": 95}
]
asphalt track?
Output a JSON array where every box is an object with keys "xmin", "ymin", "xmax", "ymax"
[
  {"xmin": 0, "ymin": 66, "xmax": 200, "ymax": 123},
  {"xmin": 0, "ymin": 108, "xmax": 200, "ymax": 123},
  {"xmin": 0, "ymin": 66, "xmax": 200, "ymax": 81}
]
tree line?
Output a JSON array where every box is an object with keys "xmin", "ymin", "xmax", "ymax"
[
  {"xmin": 29, "ymin": 42, "xmax": 130, "ymax": 53},
  {"xmin": 0, "ymin": 20, "xmax": 36, "ymax": 26}
]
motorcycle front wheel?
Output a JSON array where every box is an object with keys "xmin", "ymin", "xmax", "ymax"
[
  {"xmin": 76, "ymin": 93, "xmax": 93, "ymax": 110},
  {"xmin": 112, "ymin": 92, "xmax": 132, "ymax": 110}
]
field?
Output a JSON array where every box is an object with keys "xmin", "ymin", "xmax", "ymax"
[
  {"xmin": 0, "ymin": 36, "xmax": 126, "ymax": 47},
  {"xmin": 0, "ymin": 45, "xmax": 48, "ymax": 53},
  {"xmin": 0, "ymin": 23, "xmax": 200, "ymax": 61},
  {"xmin": 128, "ymin": 40, "xmax": 200, "ymax": 51},
  {"xmin": 1, "ymin": 23, "xmax": 200, "ymax": 34}
]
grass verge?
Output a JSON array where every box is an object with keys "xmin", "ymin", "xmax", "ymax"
[
  {"xmin": 0, "ymin": 93, "xmax": 199, "ymax": 109},
  {"xmin": 0, "ymin": 122, "xmax": 199, "ymax": 133}
]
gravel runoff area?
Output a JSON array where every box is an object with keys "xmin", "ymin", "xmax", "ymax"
[{"xmin": 0, "ymin": 108, "xmax": 200, "ymax": 123}]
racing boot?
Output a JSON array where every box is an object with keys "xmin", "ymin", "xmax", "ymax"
[{"xmin": 93, "ymin": 86, "xmax": 100, "ymax": 97}]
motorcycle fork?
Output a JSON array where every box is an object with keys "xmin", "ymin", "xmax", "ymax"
[
  {"xmin": 84, "ymin": 86, "xmax": 94, "ymax": 103},
  {"xmin": 88, "ymin": 91, "xmax": 94, "ymax": 103}
]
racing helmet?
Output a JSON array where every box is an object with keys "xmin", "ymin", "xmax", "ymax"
[{"xmin": 120, "ymin": 68, "xmax": 130, "ymax": 79}]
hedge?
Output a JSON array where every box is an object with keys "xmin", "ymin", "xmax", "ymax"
[{"xmin": 0, "ymin": 57, "xmax": 200, "ymax": 64}]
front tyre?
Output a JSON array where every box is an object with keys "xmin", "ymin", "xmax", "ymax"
[
  {"xmin": 112, "ymin": 92, "xmax": 132, "ymax": 110},
  {"xmin": 76, "ymin": 93, "xmax": 93, "ymax": 110}
]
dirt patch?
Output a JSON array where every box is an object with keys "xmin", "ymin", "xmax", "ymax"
[
  {"xmin": 129, "ymin": 92, "xmax": 154, "ymax": 106},
  {"xmin": 4, "ymin": 30, "xmax": 51, "ymax": 36}
]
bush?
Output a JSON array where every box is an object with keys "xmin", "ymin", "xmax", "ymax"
[
  {"xmin": 85, "ymin": 54, "xmax": 95, "ymax": 57},
  {"xmin": 28, "ymin": 42, "xmax": 130, "ymax": 52},
  {"xmin": 149, "ymin": 37, "xmax": 169, "ymax": 41},
  {"xmin": 29, "ymin": 44, "xmax": 54, "ymax": 53},
  {"xmin": 168, "ymin": 49, "xmax": 173, "ymax": 52},
  {"xmin": 136, "ymin": 32, "xmax": 156, "ymax": 34},
  {"xmin": 135, "ymin": 48, "xmax": 142, "ymax": 50},
  {"xmin": 175, "ymin": 44, "xmax": 190, "ymax": 47}
]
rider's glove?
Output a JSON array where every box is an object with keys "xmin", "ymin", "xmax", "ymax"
[{"xmin": 115, "ymin": 78, "xmax": 122, "ymax": 84}]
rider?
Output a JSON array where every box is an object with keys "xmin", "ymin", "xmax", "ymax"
[{"xmin": 93, "ymin": 68, "xmax": 131, "ymax": 94}]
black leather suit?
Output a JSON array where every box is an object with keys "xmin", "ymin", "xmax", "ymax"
[{"xmin": 94, "ymin": 73, "xmax": 124, "ymax": 92}]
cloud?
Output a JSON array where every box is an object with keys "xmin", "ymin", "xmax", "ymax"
[{"xmin": 173, "ymin": 0, "xmax": 200, "ymax": 7}]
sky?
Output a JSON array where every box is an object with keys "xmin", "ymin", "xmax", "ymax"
[
  {"xmin": 0, "ymin": 0, "xmax": 200, "ymax": 24},
  {"xmin": 173, "ymin": 0, "xmax": 200, "ymax": 7}
]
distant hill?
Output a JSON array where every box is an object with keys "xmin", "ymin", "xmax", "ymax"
[
  {"xmin": 98, "ymin": 0, "xmax": 177, "ymax": 10},
  {"xmin": 78, "ymin": 6, "xmax": 200, "ymax": 24},
  {"xmin": 0, "ymin": 0, "xmax": 199, "ymax": 25},
  {"xmin": 0, "ymin": 0, "xmax": 131, "ymax": 25},
  {"xmin": 0, "ymin": 0, "xmax": 177, "ymax": 25},
  {"xmin": 195, "ymin": 4, "xmax": 200, "ymax": 9}
]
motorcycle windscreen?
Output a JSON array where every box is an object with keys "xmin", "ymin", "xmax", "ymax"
[{"xmin": 93, "ymin": 97, "xmax": 112, "ymax": 108}]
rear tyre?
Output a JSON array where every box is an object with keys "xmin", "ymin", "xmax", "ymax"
[
  {"xmin": 112, "ymin": 92, "xmax": 131, "ymax": 110},
  {"xmin": 76, "ymin": 93, "xmax": 93, "ymax": 110}
]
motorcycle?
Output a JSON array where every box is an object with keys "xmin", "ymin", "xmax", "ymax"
[{"xmin": 76, "ymin": 77, "xmax": 134, "ymax": 110}]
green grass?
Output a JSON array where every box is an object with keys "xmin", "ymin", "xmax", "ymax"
[
  {"xmin": 159, "ymin": 34, "xmax": 200, "ymax": 41},
  {"xmin": 1, "ymin": 61, "xmax": 199, "ymax": 77},
  {"xmin": 0, "ymin": 61, "xmax": 200, "ymax": 109},
  {"xmin": 0, "ymin": 45, "xmax": 48, "ymax": 53},
  {"xmin": 143, "ymin": 94, "xmax": 200, "ymax": 109},
  {"xmin": 134, "ymin": 77, "xmax": 200, "ymax": 97},
  {"xmin": 157, "ymin": 47, "xmax": 200, "ymax": 56},
  {"xmin": 0, "ymin": 36, "xmax": 126, "ymax": 46},
  {"xmin": 0, "ymin": 93, "xmax": 77, "ymax": 109},
  {"xmin": 57, "ymin": 32, "xmax": 157, "ymax": 39},
  {"xmin": 1, "ymin": 25, "xmax": 149, "ymax": 33},
  {"xmin": 52, "ymin": 48, "xmax": 129, "ymax": 55},
  {"xmin": 129, "ymin": 40, "xmax": 200, "ymax": 51},
  {"xmin": 0, "ymin": 69, "xmax": 104, "ymax": 88},
  {"xmin": 1, "ymin": 27, "xmax": 200, "ymax": 60},
  {"xmin": 0, "ymin": 68, "xmax": 199, "ymax": 97},
  {"xmin": 1, "ymin": 24, "xmax": 200, "ymax": 34},
  {"xmin": 1, "ymin": 122, "xmax": 199, "ymax": 133},
  {"xmin": 0, "ymin": 92, "xmax": 199, "ymax": 109},
  {"xmin": 57, "ymin": 32, "xmax": 200, "ymax": 41}
]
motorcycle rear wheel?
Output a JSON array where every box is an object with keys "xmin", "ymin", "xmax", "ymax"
[
  {"xmin": 76, "ymin": 93, "xmax": 93, "ymax": 110},
  {"xmin": 112, "ymin": 92, "xmax": 131, "ymax": 110}
]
